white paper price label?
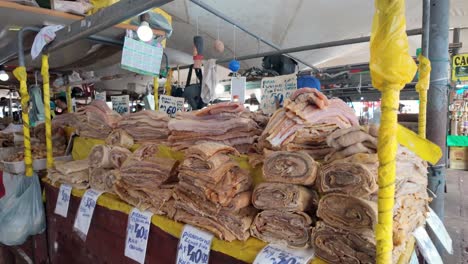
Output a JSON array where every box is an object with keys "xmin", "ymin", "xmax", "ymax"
[
  {"xmin": 111, "ymin": 95, "xmax": 130, "ymax": 115},
  {"xmin": 159, "ymin": 95, "xmax": 184, "ymax": 117},
  {"xmin": 54, "ymin": 184, "xmax": 72, "ymax": 218},
  {"xmin": 260, "ymin": 74, "xmax": 297, "ymax": 114},
  {"xmin": 426, "ymin": 208, "xmax": 453, "ymax": 254},
  {"xmin": 176, "ymin": 225, "xmax": 213, "ymax": 264},
  {"xmin": 254, "ymin": 244, "xmax": 315, "ymax": 264},
  {"xmin": 413, "ymin": 226, "xmax": 443, "ymax": 264},
  {"xmin": 73, "ymin": 189, "xmax": 103, "ymax": 237},
  {"xmin": 125, "ymin": 208, "xmax": 153, "ymax": 264}
]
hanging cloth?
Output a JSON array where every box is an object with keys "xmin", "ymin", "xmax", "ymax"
[
  {"xmin": 31, "ymin": 25, "xmax": 63, "ymax": 60},
  {"xmin": 201, "ymin": 59, "xmax": 217, "ymax": 104}
]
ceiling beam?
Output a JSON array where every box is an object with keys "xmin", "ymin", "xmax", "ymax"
[{"xmin": 46, "ymin": 0, "xmax": 174, "ymax": 53}]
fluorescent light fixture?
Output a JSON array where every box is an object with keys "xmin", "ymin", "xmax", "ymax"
[
  {"xmin": 137, "ymin": 21, "xmax": 153, "ymax": 42},
  {"xmin": 0, "ymin": 70, "xmax": 8, "ymax": 81}
]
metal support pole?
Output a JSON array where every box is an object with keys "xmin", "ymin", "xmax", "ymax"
[
  {"xmin": 427, "ymin": 0, "xmax": 449, "ymax": 227},
  {"xmin": 453, "ymin": 28, "xmax": 461, "ymax": 55},
  {"xmin": 189, "ymin": 0, "xmax": 319, "ymax": 72},
  {"xmin": 18, "ymin": 27, "xmax": 41, "ymax": 67},
  {"xmin": 422, "ymin": 0, "xmax": 430, "ymax": 57}
]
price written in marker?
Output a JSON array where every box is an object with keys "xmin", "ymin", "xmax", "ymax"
[
  {"xmin": 254, "ymin": 244, "xmax": 315, "ymax": 264},
  {"xmin": 125, "ymin": 208, "xmax": 153, "ymax": 264},
  {"xmin": 260, "ymin": 74, "xmax": 297, "ymax": 115},
  {"xmin": 73, "ymin": 189, "xmax": 103, "ymax": 238},
  {"xmin": 159, "ymin": 95, "xmax": 184, "ymax": 117},
  {"xmin": 54, "ymin": 184, "xmax": 72, "ymax": 218},
  {"xmin": 176, "ymin": 225, "xmax": 213, "ymax": 264}
]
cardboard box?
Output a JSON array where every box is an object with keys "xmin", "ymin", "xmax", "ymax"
[
  {"xmin": 449, "ymin": 147, "xmax": 468, "ymax": 161},
  {"xmin": 449, "ymin": 159, "xmax": 468, "ymax": 170}
]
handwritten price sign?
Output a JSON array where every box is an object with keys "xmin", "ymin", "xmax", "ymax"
[
  {"xmin": 254, "ymin": 244, "xmax": 314, "ymax": 264},
  {"xmin": 111, "ymin": 95, "xmax": 130, "ymax": 115},
  {"xmin": 125, "ymin": 208, "xmax": 153, "ymax": 264},
  {"xmin": 176, "ymin": 225, "xmax": 213, "ymax": 264},
  {"xmin": 159, "ymin": 95, "xmax": 184, "ymax": 117},
  {"xmin": 260, "ymin": 74, "xmax": 297, "ymax": 114},
  {"xmin": 73, "ymin": 189, "xmax": 103, "ymax": 238},
  {"xmin": 54, "ymin": 184, "xmax": 72, "ymax": 218}
]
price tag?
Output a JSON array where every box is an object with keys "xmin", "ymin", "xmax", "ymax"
[
  {"xmin": 426, "ymin": 208, "xmax": 453, "ymax": 254},
  {"xmin": 253, "ymin": 244, "xmax": 314, "ymax": 264},
  {"xmin": 125, "ymin": 208, "xmax": 153, "ymax": 264},
  {"xmin": 176, "ymin": 225, "xmax": 213, "ymax": 264},
  {"xmin": 159, "ymin": 95, "xmax": 184, "ymax": 117},
  {"xmin": 111, "ymin": 95, "xmax": 130, "ymax": 115},
  {"xmin": 73, "ymin": 189, "xmax": 103, "ymax": 237},
  {"xmin": 413, "ymin": 226, "xmax": 443, "ymax": 264},
  {"xmin": 54, "ymin": 184, "xmax": 72, "ymax": 218}
]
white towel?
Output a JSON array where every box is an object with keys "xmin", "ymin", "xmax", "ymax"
[
  {"xmin": 201, "ymin": 59, "xmax": 217, "ymax": 104},
  {"xmin": 31, "ymin": 25, "xmax": 63, "ymax": 60}
]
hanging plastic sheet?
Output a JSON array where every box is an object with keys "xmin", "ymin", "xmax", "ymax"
[{"xmin": 369, "ymin": 0, "xmax": 418, "ymax": 262}]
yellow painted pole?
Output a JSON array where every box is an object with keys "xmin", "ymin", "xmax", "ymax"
[
  {"xmin": 13, "ymin": 67, "xmax": 33, "ymax": 176},
  {"xmin": 164, "ymin": 69, "xmax": 173, "ymax": 96},
  {"xmin": 369, "ymin": 0, "xmax": 418, "ymax": 262},
  {"xmin": 66, "ymin": 86, "xmax": 73, "ymax": 113},
  {"xmin": 154, "ymin": 76, "xmax": 159, "ymax": 110},
  {"xmin": 416, "ymin": 55, "xmax": 431, "ymax": 138},
  {"xmin": 41, "ymin": 55, "xmax": 54, "ymax": 169}
]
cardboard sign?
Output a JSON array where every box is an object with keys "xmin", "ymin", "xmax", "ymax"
[
  {"xmin": 253, "ymin": 244, "xmax": 314, "ymax": 264},
  {"xmin": 260, "ymin": 74, "xmax": 297, "ymax": 114},
  {"xmin": 125, "ymin": 208, "xmax": 153, "ymax": 264},
  {"xmin": 54, "ymin": 184, "xmax": 72, "ymax": 218},
  {"xmin": 452, "ymin": 53, "xmax": 468, "ymax": 81},
  {"xmin": 231, "ymin": 76, "xmax": 246, "ymax": 104},
  {"xmin": 73, "ymin": 189, "xmax": 103, "ymax": 238},
  {"xmin": 111, "ymin": 95, "xmax": 130, "ymax": 115},
  {"xmin": 176, "ymin": 225, "xmax": 213, "ymax": 264},
  {"xmin": 159, "ymin": 95, "xmax": 184, "ymax": 117},
  {"xmin": 413, "ymin": 226, "xmax": 443, "ymax": 264}
]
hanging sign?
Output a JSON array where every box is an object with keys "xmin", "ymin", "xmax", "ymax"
[
  {"xmin": 176, "ymin": 225, "xmax": 213, "ymax": 264},
  {"xmin": 73, "ymin": 189, "xmax": 103, "ymax": 238},
  {"xmin": 95, "ymin": 91, "xmax": 106, "ymax": 102},
  {"xmin": 125, "ymin": 208, "xmax": 153, "ymax": 264},
  {"xmin": 452, "ymin": 53, "xmax": 468, "ymax": 81},
  {"xmin": 253, "ymin": 244, "xmax": 315, "ymax": 264},
  {"xmin": 159, "ymin": 95, "xmax": 184, "ymax": 117},
  {"xmin": 121, "ymin": 37, "xmax": 163, "ymax": 76},
  {"xmin": 413, "ymin": 226, "xmax": 443, "ymax": 264},
  {"xmin": 426, "ymin": 208, "xmax": 453, "ymax": 254},
  {"xmin": 260, "ymin": 74, "xmax": 297, "ymax": 114},
  {"xmin": 111, "ymin": 95, "xmax": 130, "ymax": 115},
  {"xmin": 54, "ymin": 184, "xmax": 72, "ymax": 218},
  {"xmin": 231, "ymin": 76, "xmax": 246, "ymax": 104}
]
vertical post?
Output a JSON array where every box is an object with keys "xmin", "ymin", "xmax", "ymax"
[
  {"xmin": 427, "ymin": 0, "xmax": 449, "ymax": 220},
  {"xmin": 452, "ymin": 28, "xmax": 460, "ymax": 55},
  {"xmin": 417, "ymin": 0, "xmax": 431, "ymax": 138},
  {"xmin": 41, "ymin": 55, "xmax": 54, "ymax": 169},
  {"xmin": 66, "ymin": 86, "xmax": 73, "ymax": 113},
  {"xmin": 153, "ymin": 77, "xmax": 159, "ymax": 111}
]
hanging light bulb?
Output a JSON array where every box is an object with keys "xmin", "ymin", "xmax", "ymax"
[
  {"xmin": 137, "ymin": 21, "xmax": 153, "ymax": 42},
  {"xmin": 0, "ymin": 66, "xmax": 8, "ymax": 81}
]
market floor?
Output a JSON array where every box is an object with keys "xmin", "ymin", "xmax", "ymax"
[{"xmin": 444, "ymin": 169, "xmax": 468, "ymax": 263}]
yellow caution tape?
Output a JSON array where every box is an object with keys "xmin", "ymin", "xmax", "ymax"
[
  {"xmin": 41, "ymin": 55, "xmax": 54, "ymax": 169},
  {"xmin": 369, "ymin": 0, "xmax": 418, "ymax": 262},
  {"xmin": 13, "ymin": 67, "xmax": 33, "ymax": 176},
  {"xmin": 154, "ymin": 76, "xmax": 159, "ymax": 110},
  {"xmin": 397, "ymin": 124, "xmax": 442, "ymax": 164},
  {"xmin": 66, "ymin": 86, "xmax": 73, "ymax": 113},
  {"xmin": 415, "ymin": 55, "xmax": 431, "ymax": 138}
]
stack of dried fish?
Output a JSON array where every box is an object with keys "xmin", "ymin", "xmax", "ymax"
[
  {"xmin": 113, "ymin": 144, "xmax": 180, "ymax": 217},
  {"xmin": 48, "ymin": 159, "xmax": 89, "ymax": 189},
  {"xmin": 168, "ymin": 102, "xmax": 262, "ymax": 154},
  {"xmin": 311, "ymin": 127, "xmax": 429, "ymax": 263},
  {"xmin": 258, "ymin": 88, "xmax": 359, "ymax": 160},
  {"xmin": 173, "ymin": 142, "xmax": 256, "ymax": 241},
  {"xmin": 116, "ymin": 111, "xmax": 170, "ymax": 144},
  {"xmin": 250, "ymin": 151, "xmax": 319, "ymax": 248},
  {"xmin": 88, "ymin": 144, "xmax": 131, "ymax": 193}
]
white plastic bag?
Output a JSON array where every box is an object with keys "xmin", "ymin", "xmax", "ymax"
[{"xmin": 0, "ymin": 172, "xmax": 46, "ymax": 246}]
